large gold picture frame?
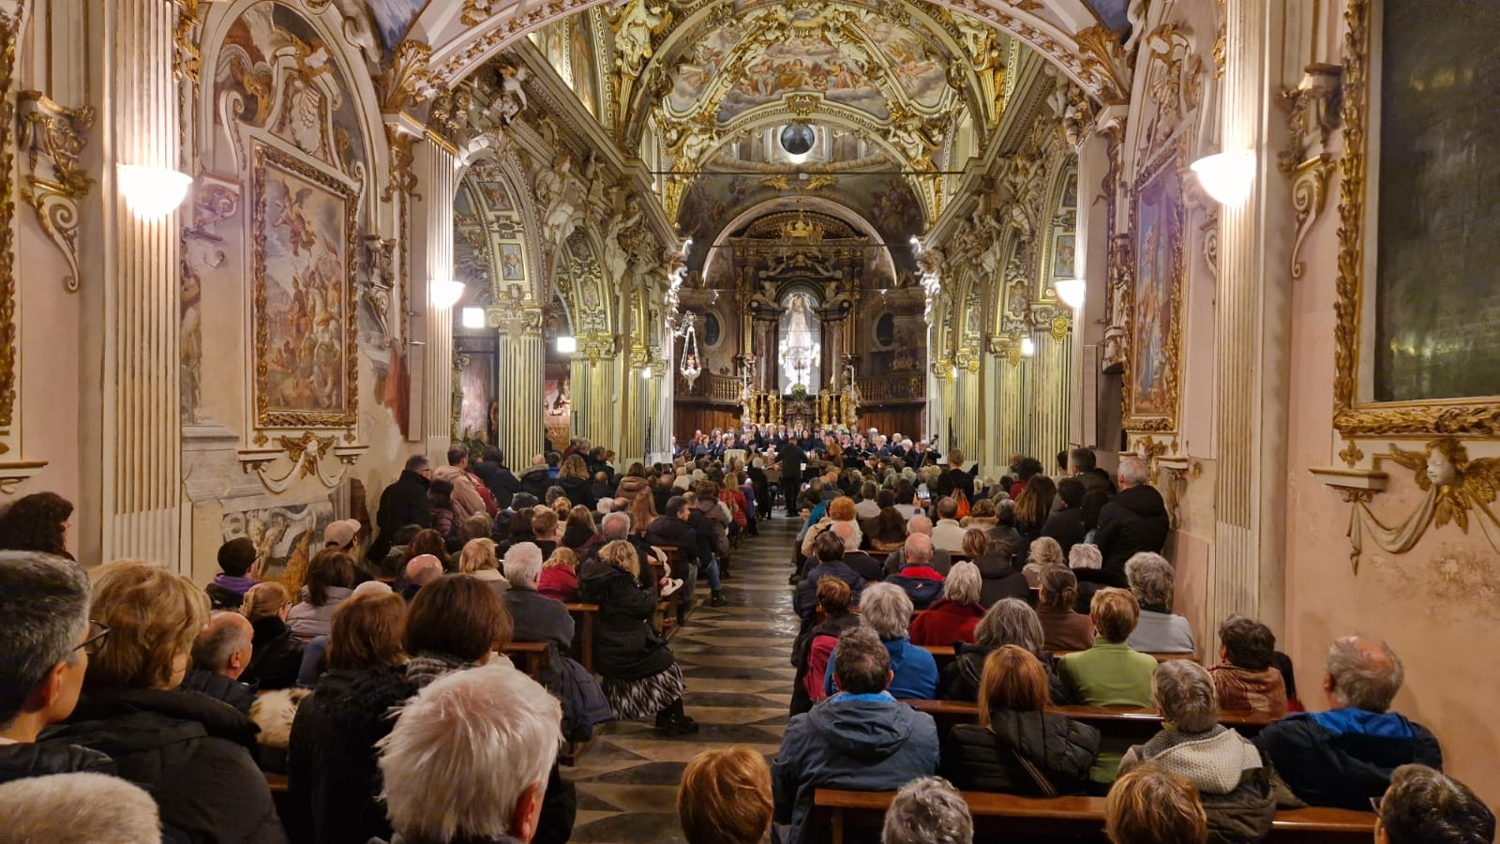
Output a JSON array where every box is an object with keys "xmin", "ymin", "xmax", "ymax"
[
  {"xmin": 1334, "ymin": 0, "xmax": 1500, "ymax": 436},
  {"xmin": 1123, "ymin": 142, "xmax": 1186, "ymax": 433},
  {"xmin": 251, "ymin": 141, "xmax": 359, "ymax": 429}
]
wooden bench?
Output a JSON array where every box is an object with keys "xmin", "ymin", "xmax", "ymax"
[
  {"xmin": 812, "ymin": 788, "xmax": 1376, "ymax": 843},
  {"xmin": 564, "ymin": 603, "xmax": 598, "ymax": 673},
  {"xmin": 1052, "ymin": 648, "xmax": 1200, "ymax": 663},
  {"xmin": 265, "ymin": 772, "xmax": 288, "ymax": 793},
  {"xmin": 919, "ymin": 644, "xmax": 955, "ymax": 673},
  {"xmin": 901, "ymin": 699, "xmax": 1274, "ymax": 741},
  {"xmin": 500, "ymin": 641, "xmax": 552, "ymax": 682}
]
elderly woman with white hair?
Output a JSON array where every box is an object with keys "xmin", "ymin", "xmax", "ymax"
[
  {"xmin": 940, "ymin": 598, "xmax": 1073, "ymax": 705},
  {"xmin": 1068, "ymin": 542, "xmax": 1110, "ymax": 614},
  {"xmin": 880, "ymin": 777, "xmax": 973, "ymax": 844},
  {"xmin": 908, "ymin": 561, "xmax": 986, "ymax": 646},
  {"xmin": 1124, "ymin": 552, "xmax": 1195, "ymax": 654},
  {"xmin": 1118, "ymin": 661, "xmax": 1275, "ymax": 842},
  {"xmin": 820, "ymin": 583, "xmax": 939, "ymax": 700}
]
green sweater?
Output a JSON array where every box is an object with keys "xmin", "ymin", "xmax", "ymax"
[{"xmin": 1058, "ymin": 639, "xmax": 1158, "ymax": 782}]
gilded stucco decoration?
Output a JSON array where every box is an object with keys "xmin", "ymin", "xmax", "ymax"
[
  {"xmin": 17, "ymin": 92, "xmax": 93, "ymax": 293},
  {"xmin": 1344, "ymin": 439, "xmax": 1500, "ymax": 570},
  {"xmin": 1331, "ymin": 0, "xmax": 1500, "ymax": 438},
  {"xmin": 1278, "ymin": 63, "xmax": 1341, "ymax": 281},
  {"xmin": 237, "ymin": 430, "xmax": 363, "ymax": 493},
  {"xmin": 0, "ymin": 0, "xmax": 28, "ymax": 435}
]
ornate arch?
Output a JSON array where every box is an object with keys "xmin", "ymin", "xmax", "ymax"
[
  {"xmin": 455, "ymin": 133, "xmax": 546, "ymax": 304},
  {"xmin": 702, "ymin": 195, "xmax": 896, "ymax": 285}
]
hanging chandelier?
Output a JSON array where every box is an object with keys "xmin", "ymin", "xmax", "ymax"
[{"xmin": 677, "ymin": 311, "xmax": 702, "ymax": 389}]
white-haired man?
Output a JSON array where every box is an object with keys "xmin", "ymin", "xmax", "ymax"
[
  {"xmin": 1094, "ymin": 456, "xmax": 1169, "ymax": 580},
  {"xmin": 378, "ymin": 662, "xmax": 562, "ymax": 843}
]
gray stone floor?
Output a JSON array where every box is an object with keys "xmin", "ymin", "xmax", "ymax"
[{"xmin": 567, "ymin": 516, "xmax": 800, "ymax": 843}]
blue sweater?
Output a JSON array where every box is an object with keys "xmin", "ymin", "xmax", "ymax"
[{"xmin": 822, "ymin": 636, "xmax": 939, "ymax": 700}]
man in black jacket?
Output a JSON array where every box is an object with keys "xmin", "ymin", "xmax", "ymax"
[
  {"xmin": 1093, "ymin": 456, "xmax": 1169, "ymax": 583},
  {"xmin": 0, "ymin": 551, "xmax": 115, "ymax": 784},
  {"xmin": 180, "ymin": 612, "xmax": 257, "ymax": 717},
  {"xmin": 368, "ymin": 454, "xmax": 434, "ymax": 564},
  {"xmin": 646, "ymin": 497, "xmax": 704, "ymax": 609},
  {"xmin": 933, "ymin": 448, "xmax": 975, "ymax": 501},
  {"xmin": 471, "ymin": 447, "xmax": 524, "ymax": 510},
  {"xmin": 779, "ymin": 441, "xmax": 809, "ymax": 517}
]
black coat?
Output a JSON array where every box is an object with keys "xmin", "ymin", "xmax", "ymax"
[
  {"xmin": 645, "ymin": 514, "xmax": 704, "ymax": 572},
  {"xmin": 286, "ymin": 666, "xmax": 417, "ymax": 844},
  {"xmin": 789, "ymin": 614, "xmax": 861, "ymax": 717},
  {"xmin": 242, "ymin": 616, "xmax": 306, "ymax": 692},
  {"xmin": 1254, "ymin": 712, "xmax": 1444, "ymax": 811},
  {"xmin": 941, "ymin": 710, "xmax": 1099, "ymax": 796},
  {"xmin": 577, "ymin": 559, "xmax": 675, "ymax": 681},
  {"xmin": 934, "ymin": 467, "xmax": 974, "ymax": 501},
  {"xmin": 558, "ymin": 476, "xmax": 593, "ymax": 508},
  {"xmin": 0, "ymin": 741, "xmax": 115, "ymax": 785},
  {"xmin": 472, "ymin": 461, "xmax": 523, "ymax": 510},
  {"xmin": 180, "ymin": 668, "xmax": 256, "ymax": 717},
  {"xmin": 973, "ymin": 552, "xmax": 1032, "ymax": 607},
  {"xmin": 1095, "ymin": 484, "xmax": 1170, "ymax": 578},
  {"xmin": 43, "ymin": 686, "xmax": 284, "ymax": 844},
  {"xmin": 1040, "ymin": 507, "xmax": 1089, "ymax": 557},
  {"xmin": 520, "ymin": 466, "xmax": 554, "ymax": 501},
  {"xmin": 941, "ymin": 643, "xmax": 1074, "ymax": 706},
  {"xmin": 370, "ymin": 469, "xmax": 432, "ymax": 562}
]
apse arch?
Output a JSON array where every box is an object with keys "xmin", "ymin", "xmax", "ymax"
[{"xmin": 700, "ymin": 196, "xmax": 898, "ymax": 287}]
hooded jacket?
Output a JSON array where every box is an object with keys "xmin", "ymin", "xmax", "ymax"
[
  {"xmin": 941, "ymin": 709, "xmax": 1099, "ymax": 795},
  {"xmin": 794, "ymin": 560, "xmax": 865, "ymax": 624},
  {"xmin": 1253, "ymin": 708, "xmax": 1443, "ymax": 811},
  {"xmin": 0, "ymin": 741, "xmax": 115, "ymax": 786},
  {"xmin": 772, "ymin": 692, "xmax": 940, "ymax": 844},
  {"xmin": 431, "ymin": 465, "xmax": 487, "ymax": 520},
  {"xmin": 972, "ymin": 552, "xmax": 1032, "ymax": 607},
  {"xmin": 884, "ymin": 565, "xmax": 945, "ymax": 610},
  {"xmin": 471, "ymin": 461, "xmax": 523, "ymax": 510},
  {"xmin": 43, "ymin": 686, "xmax": 284, "ymax": 844},
  {"xmin": 790, "ymin": 614, "xmax": 861, "ymax": 717},
  {"xmin": 576, "ymin": 558, "xmax": 675, "ymax": 680},
  {"xmin": 1094, "ymin": 484, "xmax": 1170, "ymax": 579},
  {"xmin": 1121, "ymin": 726, "xmax": 1277, "ymax": 843}
]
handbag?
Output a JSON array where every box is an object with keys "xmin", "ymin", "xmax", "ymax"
[
  {"xmin": 1011, "ymin": 749, "xmax": 1060, "ymax": 798},
  {"xmin": 953, "ymin": 488, "xmax": 971, "ymax": 520}
]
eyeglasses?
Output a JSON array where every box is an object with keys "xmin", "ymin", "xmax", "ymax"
[
  {"xmin": 74, "ymin": 620, "xmax": 110, "ymax": 657},
  {"xmin": 1369, "ymin": 795, "xmax": 1384, "ymax": 820}
]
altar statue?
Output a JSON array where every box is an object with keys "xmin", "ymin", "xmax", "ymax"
[{"xmin": 778, "ymin": 292, "xmax": 821, "ymax": 393}]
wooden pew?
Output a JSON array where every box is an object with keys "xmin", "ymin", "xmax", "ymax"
[
  {"xmin": 1051, "ymin": 648, "xmax": 1200, "ymax": 663},
  {"xmin": 500, "ymin": 641, "xmax": 552, "ymax": 682},
  {"xmin": 265, "ymin": 772, "xmax": 288, "ymax": 794},
  {"xmin": 901, "ymin": 699, "xmax": 1274, "ymax": 741},
  {"xmin": 812, "ymin": 788, "xmax": 1376, "ymax": 844},
  {"xmin": 921, "ymin": 644, "xmax": 955, "ymax": 674},
  {"xmin": 565, "ymin": 603, "xmax": 598, "ymax": 673}
]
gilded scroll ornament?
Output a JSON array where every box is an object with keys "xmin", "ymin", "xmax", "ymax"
[
  {"xmin": 380, "ymin": 41, "xmax": 438, "ymax": 113},
  {"xmin": 18, "ymin": 92, "xmax": 93, "ymax": 293},
  {"xmin": 1346, "ymin": 438, "xmax": 1500, "ymax": 570},
  {"xmin": 1279, "ymin": 64, "xmax": 1342, "ymax": 281}
]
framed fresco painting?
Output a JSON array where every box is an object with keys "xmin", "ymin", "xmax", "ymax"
[
  {"xmin": 500, "ymin": 242, "xmax": 527, "ymax": 280},
  {"xmin": 251, "ymin": 141, "xmax": 359, "ymax": 429},
  {"xmin": 1124, "ymin": 144, "xmax": 1185, "ymax": 433},
  {"xmin": 1334, "ymin": 0, "xmax": 1500, "ymax": 437}
]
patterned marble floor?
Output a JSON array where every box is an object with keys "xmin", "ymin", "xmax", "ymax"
[{"xmin": 568, "ymin": 516, "xmax": 802, "ymax": 843}]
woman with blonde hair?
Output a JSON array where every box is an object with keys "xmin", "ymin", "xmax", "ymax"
[
  {"xmin": 678, "ymin": 747, "xmax": 773, "ymax": 844},
  {"xmin": 538, "ymin": 546, "xmax": 580, "ymax": 602},
  {"xmin": 578, "ymin": 539, "xmax": 695, "ymax": 736},
  {"xmin": 941, "ymin": 645, "xmax": 1099, "ymax": 795},
  {"xmin": 1023, "ymin": 535, "xmax": 1066, "ymax": 588},
  {"xmin": 557, "ymin": 453, "xmax": 592, "ymax": 506},
  {"xmin": 1105, "ymin": 763, "xmax": 1210, "ymax": 844},
  {"xmin": 45, "ymin": 560, "xmax": 283, "ymax": 842},
  {"xmin": 459, "ymin": 537, "xmax": 507, "ymax": 595},
  {"xmin": 240, "ymin": 581, "xmax": 305, "ymax": 691},
  {"xmin": 530, "ymin": 507, "xmax": 561, "ymax": 557}
]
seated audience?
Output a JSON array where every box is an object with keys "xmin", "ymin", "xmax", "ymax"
[
  {"xmin": 400, "ymin": 554, "xmax": 444, "ymax": 601},
  {"xmin": 801, "ymin": 497, "xmax": 864, "ymax": 560},
  {"xmin": 884, "ymin": 533, "xmax": 946, "ymax": 609},
  {"xmin": 579, "ymin": 539, "xmax": 696, "ymax": 736},
  {"xmin": 1022, "ymin": 535, "xmax": 1066, "ymax": 588},
  {"xmin": 1375, "ymin": 764, "xmax": 1494, "ymax": 844},
  {"xmin": 0, "ymin": 491, "xmax": 74, "ymax": 559},
  {"xmin": 882, "ymin": 515, "xmax": 953, "ymax": 577},
  {"xmin": 403, "ymin": 528, "xmax": 451, "ymax": 573},
  {"xmin": 288, "ymin": 549, "xmax": 359, "ymax": 638},
  {"xmin": 967, "ymin": 528, "xmax": 1030, "ymax": 607},
  {"xmin": 44, "ymin": 559, "xmax": 282, "ymax": 842},
  {"xmin": 376, "ymin": 662, "xmax": 561, "ymax": 844},
  {"xmin": 0, "ymin": 552, "xmax": 113, "ymax": 784},
  {"xmin": 942, "ymin": 645, "xmax": 1099, "ymax": 796},
  {"xmin": 930, "ymin": 497, "xmax": 967, "ymax": 552},
  {"xmin": 1208, "ymin": 615, "xmax": 1288, "ymax": 717},
  {"xmin": 208, "ymin": 536, "xmax": 259, "ymax": 609},
  {"xmin": 791, "ymin": 576, "xmax": 861, "ymax": 716},
  {"xmin": 795, "ymin": 530, "xmax": 867, "ymax": 632},
  {"xmin": 908, "ymin": 561, "xmax": 984, "ymax": 645},
  {"xmin": 822, "ymin": 583, "xmax": 939, "ymax": 701},
  {"xmin": 678, "ymin": 747, "xmax": 775, "ymax": 844},
  {"xmin": 1106, "ymin": 762, "xmax": 1210, "ymax": 844},
  {"xmin": 561, "ymin": 505, "xmax": 598, "ymax": 550},
  {"xmin": 180, "ymin": 611, "xmax": 256, "ymax": 715},
  {"xmin": 1095, "ymin": 457, "xmax": 1169, "ymax": 583},
  {"xmin": 405, "ymin": 575, "xmax": 514, "ymax": 686},
  {"xmin": 288, "ymin": 592, "xmax": 411, "ymax": 844},
  {"xmin": 538, "ymin": 546, "xmax": 580, "ymax": 602},
  {"xmin": 881, "ymin": 777, "xmax": 973, "ymax": 844},
  {"xmin": 833, "ymin": 520, "xmax": 884, "ymax": 582},
  {"xmin": 1119, "ymin": 661, "xmax": 1275, "ymax": 842},
  {"xmin": 865, "ymin": 505, "xmax": 908, "ymax": 554},
  {"xmin": 531, "ymin": 508, "xmax": 561, "ymax": 558},
  {"xmin": 1124, "ymin": 552, "xmax": 1194, "ymax": 654},
  {"xmin": 1254, "ymin": 636, "xmax": 1442, "ymax": 810},
  {"xmin": 1058, "ymin": 588, "xmax": 1158, "ymax": 786},
  {"xmin": 1069, "ymin": 542, "xmax": 1110, "ymax": 614},
  {"xmin": 1036, "ymin": 566, "xmax": 1095, "ymax": 652},
  {"xmin": 1040, "ymin": 476, "xmax": 1089, "ymax": 555},
  {"xmin": 774, "ymin": 626, "xmax": 940, "ymax": 844},
  {"xmin": 460, "ymin": 537, "xmax": 508, "ymax": 595},
  {"xmin": 0, "ymin": 771, "xmax": 160, "ymax": 844},
  {"xmin": 240, "ymin": 581, "xmax": 305, "ymax": 690},
  {"xmin": 941, "ymin": 598, "xmax": 1070, "ymax": 705}
]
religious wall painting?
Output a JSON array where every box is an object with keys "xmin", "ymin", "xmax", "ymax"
[
  {"xmin": 1125, "ymin": 147, "xmax": 1185, "ymax": 431},
  {"xmin": 569, "ymin": 15, "xmax": 600, "ymax": 117},
  {"xmin": 500, "ymin": 243, "xmax": 527, "ymax": 280},
  {"xmin": 1052, "ymin": 234, "xmax": 1077, "ymax": 278},
  {"xmin": 719, "ymin": 36, "xmax": 890, "ymax": 122},
  {"xmin": 543, "ymin": 374, "xmax": 572, "ymax": 450},
  {"xmin": 702, "ymin": 311, "xmax": 723, "ymax": 347},
  {"xmin": 367, "ymin": 0, "xmax": 429, "ymax": 53},
  {"xmin": 456, "ymin": 344, "xmax": 498, "ymax": 445},
  {"xmin": 221, "ymin": 497, "xmax": 335, "ymax": 582},
  {"xmin": 252, "ymin": 142, "xmax": 359, "ymax": 429}
]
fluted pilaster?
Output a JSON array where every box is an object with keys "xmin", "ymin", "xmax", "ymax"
[
  {"xmin": 411, "ymin": 139, "xmax": 458, "ymax": 458},
  {"xmin": 497, "ymin": 310, "xmax": 545, "ymax": 464}
]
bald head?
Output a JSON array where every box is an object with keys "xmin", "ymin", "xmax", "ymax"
[
  {"xmin": 904, "ymin": 533, "xmax": 934, "ymax": 564},
  {"xmin": 405, "ymin": 554, "xmax": 443, "ymax": 587},
  {"xmin": 831, "ymin": 520, "xmax": 860, "ymax": 551},
  {"xmin": 191, "ymin": 611, "xmax": 255, "ymax": 681},
  {"xmin": 1325, "ymin": 635, "xmax": 1404, "ymax": 712},
  {"xmin": 907, "ymin": 515, "xmax": 933, "ymax": 536}
]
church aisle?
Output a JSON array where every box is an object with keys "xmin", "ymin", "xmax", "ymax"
[{"xmin": 568, "ymin": 516, "xmax": 803, "ymax": 843}]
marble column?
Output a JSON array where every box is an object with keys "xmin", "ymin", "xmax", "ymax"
[
  {"xmin": 81, "ymin": 0, "xmax": 184, "ymax": 566},
  {"xmin": 496, "ymin": 306, "xmax": 545, "ymax": 464},
  {"xmin": 1071, "ymin": 125, "xmax": 1116, "ymax": 452},
  {"xmin": 408, "ymin": 137, "xmax": 458, "ymax": 461}
]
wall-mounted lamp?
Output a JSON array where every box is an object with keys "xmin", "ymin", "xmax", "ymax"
[
  {"xmin": 117, "ymin": 164, "xmax": 193, "ymax": 220},
  {"xmin": 1055, "ymin": 278, "xmax": 1086, "ymax": 310},
  {"xmin": 460, "ymin": 307, "xmax": 486, "ymax": 329},
  {"xmin": 556, "ymin": 335, "xmax": 578, "ymax": 354},
  {"xmin": 1190, "ymin": 150, "xmax": 1257, "ymax": 206},
  {"xmin": 1020, "ymin": 337, "xmax": 1036, "ymax": 358},
  {"xmin": 430, "ymin": 279, "xmax": 466, "ymax": 309}
]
